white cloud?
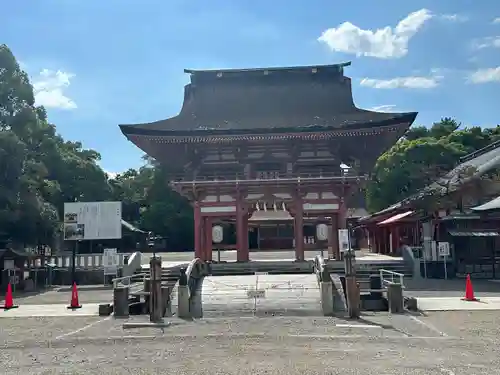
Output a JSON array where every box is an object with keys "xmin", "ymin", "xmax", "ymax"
[
  {"xmin": 472, "ymin": 36, "xmax": 500, "ymax": 50},
  {"xmin": 440, "ymin": 14, "xmax": 468, "ymax": 22},
  {"xmin": 369, "ymin": 105, "xmax": 397, "ymax": 112},
  {"xmin": 104, "ymin": 170, "xmax": 118, "ymax": 179},
  {"xmin": 468, "ymin": 67, "xmax": 500, "ymax": 84},
  {"xmin": 32, "ymin": 69, "xmax": 77, "ymax": 110},
  {"xmin": 317, "ymin": 9, "xmax": 433, "ymax": 59},
  {"xmin": 360, "ymin": 74, "xmax": 441, "ymax": 89},
  {"xmin": 493, "ymin": 17, "xmax": 500, "ymax": 24}
]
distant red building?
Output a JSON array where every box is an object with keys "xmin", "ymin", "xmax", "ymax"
[{"xmin": 120, "ymin": 62, "xmax": 417, "ymax": 262}]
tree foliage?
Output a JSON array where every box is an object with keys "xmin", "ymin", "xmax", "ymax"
[
  {"xmin": 0, "ymin": 44, "xmax": 194, "ymax": 251},
  {"xmin": 366, "ymin": 118, "xmax": 500, "ymax": 212}
]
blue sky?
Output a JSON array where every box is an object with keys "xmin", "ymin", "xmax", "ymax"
[{"xmin": 2, "ymin": 0, "xmax": 500, "ymax": 174}]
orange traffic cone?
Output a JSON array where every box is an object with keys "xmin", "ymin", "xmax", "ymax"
[
  {"xmin": 67, "ymin": 282, "xmax": 82, "ymax": 309},
  {"xmin": 2, "ymin": 283, "xmax": 18, "ymax": 310},
  {"xmin": 462, "ymin": 274, "xmax": 478, "ymax": 302}
]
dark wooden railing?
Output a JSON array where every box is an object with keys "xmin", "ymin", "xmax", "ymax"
[{"xmin": 170, "ymin": 169, "xmax": 365, "ymax": 182}]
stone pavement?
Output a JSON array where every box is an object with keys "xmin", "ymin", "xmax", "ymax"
[
  {"xmin": 417, "ymin": 296, "xmax": 500, "ymax": 311},
  {"xmin": 2, "ymin": 312, "xmax": 500, "ymax": 374},
  {"xmin": 0, "ymin": 286, "xmax": 114, "ymax": 307},
  {"xmin": 196, "ymin": 274, "xmax": 321, "ymax": 317},
  {"xmin": 140, "ymin": 249, "xmax": 400, "ymax": 264},
  {"xmin": 405, "ymin": 278, "xmax": 500, "ymax": 298}
]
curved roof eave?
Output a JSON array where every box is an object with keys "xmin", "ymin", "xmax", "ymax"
[{"xmin": 119, "ymin": 111, "xmax": 418, "ymax": 137}]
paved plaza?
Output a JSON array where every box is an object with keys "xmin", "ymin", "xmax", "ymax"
[
  {"xmin": 139, "ymin": 249, "xmax": 397, "ymax": 264},
  {"xmin": 1, "ymin": 311, "xmax": 500, "ymax": 374},
  {"xmin": 1, "ymin": 251, "xmax": 500, "ymax": 372}
]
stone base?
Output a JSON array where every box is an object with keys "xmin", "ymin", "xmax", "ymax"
[
  {"xmin": 98, "ymin": 303, "xmax": 113, "ymax": 316},
  {"xmin": 122, "ymin": 321, "xmax": 172, "ymax": 329}
]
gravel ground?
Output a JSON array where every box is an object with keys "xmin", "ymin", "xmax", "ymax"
[
  {"xmin": 419, "ymin": 310, "xmax": 500, "ymax": 339},
  {"xmin": 1, "ymin": 312, "xmax": 500, "ymax": 374}
]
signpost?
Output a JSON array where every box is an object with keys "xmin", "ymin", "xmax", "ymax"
[
  {"xmin": 63, "ymin": 201, "xmax": 122, "ymax": 284},
  {"xmin": 438, "ymin": 242, "xmax": 450, "ymax": 280}
]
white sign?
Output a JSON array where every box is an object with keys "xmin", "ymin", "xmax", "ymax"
[
  {"xmin": 316, "ymin": 223, "xmax": 328, "ymax": 241},
  {"xmin": 254, "ymin": 272, "xmax": 268, "ymax": 276},
  {"xmin": 247, "ymin": 289, "xmax": 266, "ymax": 299},
  {"xmin": 338, "ymin": 229, "xmax": 350, "ymax": 252},
  {"xmin": 438, "ymin": 242, "xmax": 450, "ymax": 257},
  {"xmin": 103, "ymin": 248, "xmax": 119, "ymax": 275},
  {"xmin": 64, "ymin": 202, "xmax": 122, "ymax": 241},
  {"xmin": 212, "ymin": 225, "xmax": 223, "ymax": 244},
  {"xmin": 4, "ymin": 259, "xmax": 14, "ymax": 270}
]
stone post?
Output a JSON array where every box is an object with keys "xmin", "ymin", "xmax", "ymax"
[
  {"xmin": 161, "ymin": 286, "xmax": 172, "ymax": 317},
  {"xmin": 320, "ymin": 281, "xmax": 334, "ymax": 316},
  {"xmin": 177, "ymin": 268, "xmax": 190, "ymax": 318},
  {"xmin": 143, "ymin": 277, "xmax": 151, "ymax": 314},
  {"xmin": 189, "ymin": 288, "xmax": 203, "ymax": 319},
  {"xmin": 113, "ymin": 286, "xmax": 129, "ymax": 318},
  {"xmin": 149, "ymin": 257, "xmax": 163, "ymax": 322},
  {"xmin": 387, "ymin": 282, "xmax": 404, "ymax": 314},
  {"xmin": 344, "ymin": 250, "xmax": 360, "ymax": 319}
]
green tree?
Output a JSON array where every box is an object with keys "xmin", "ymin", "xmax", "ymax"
[
  {"xmin": 366, "ymin": 118, "xmax": 500, "ymax": 212},
  {"xmin": 110, "ymin": 165, "xmax": 194, "ymax": 251},
  {"xmin": 0, "ymin": 44, "xmax": 112, "ymax": 249}
]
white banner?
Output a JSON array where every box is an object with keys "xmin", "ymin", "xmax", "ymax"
[
  {"xmin": 103, "ymin": 248, "xmax": 119, "ymax": 276},
  {"xmin": 63, "ymin": 201, "xmax": 122, "ymax": 241},
  {"xmin": 338, "ymin": 229, "xmax": 350, "ymax": 252}
]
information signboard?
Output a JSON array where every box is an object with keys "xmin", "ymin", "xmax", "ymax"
[
  {"xmin": 64, "ymin": 202, "xmax": 122, "ymax": 241},
  {"xmin": 438, "ymin": 242, "xmax": 450, "ymax": 257}
]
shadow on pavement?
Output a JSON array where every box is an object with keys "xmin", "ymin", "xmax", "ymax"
[
  {"xmin": 0, "ymin": 286, "xmax": 58, "ymax": 300},
  {"xmin": 56, "ymin": 285, "xmax": 113, "ymax": 292}
]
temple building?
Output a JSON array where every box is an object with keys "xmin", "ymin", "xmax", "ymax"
[{"xmin": 120, "ymin": 62, "xmax": 417, "ymax": 262}]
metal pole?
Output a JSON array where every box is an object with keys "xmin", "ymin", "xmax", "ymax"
[
  {"xmin": 345, "ymin": 223, "xmax": 359, "ymax": 319},
  {"xmin": 71, "ymin": 241, "xmax": 78, "ymax": 284}
]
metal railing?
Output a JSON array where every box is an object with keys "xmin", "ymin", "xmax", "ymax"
[
  {"xmin": 379, "ymin": 269, "xmax": 405, "ymax": 288},
  {"xmin": 112, "ymin": 272, "xmax": 148, "ymax": 288},
  {"xmin": 171, "ymin": 170, "xmax": 368, "ymax": 182}
]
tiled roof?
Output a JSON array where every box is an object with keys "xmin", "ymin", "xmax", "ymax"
[{"xmin": 119, "ymin": 62, "xmax": 417, "ymax": 137}]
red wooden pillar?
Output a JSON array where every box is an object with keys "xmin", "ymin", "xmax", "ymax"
[
  {"xmin": 391, "ymin": 225, "xmax": 400, "ymax": 255},
  {"xmin": 377, "ymin": 227, "xmax": 384, "ymax": 254},
  {"xmin": 199, "ymin": 214, "xmax": 206, "ymax": 260},
  {"xmin": 294, "ymin": 199, "xmax": 304, "ymax": 262},
  {"xmin": 194, "ymin": 202, "xmax": 202, "ymax": 259},
  {"xmin": 236, "ymin": 199, "xmax": 249, "ymax": 262},
  {"xmin": 204, "ymin": 217, "xmax": 213, "ymax": 262},
  {"xmin": 328, "ymin": 214, "xmax": 338, "ymax": 260}
]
